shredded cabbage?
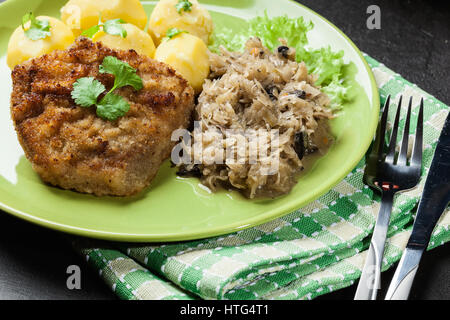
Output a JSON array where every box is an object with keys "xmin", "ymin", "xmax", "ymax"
[{"xmin": 210, "ymin": 12, "xmax": 350, "ymax": 110}]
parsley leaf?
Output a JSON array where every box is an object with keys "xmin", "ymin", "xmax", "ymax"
[
  {"xmin": 175, "ymin": 0, "xmax": 193, "ymax": 14},
  {"xmin": 103, "ymin": 19, "xmax": 127, "ymax": 38},
  {"xmin": 22, "ymin": 12, "xmax": 51, "ymax": 40},
  {"xmin": 99, "ymin": 56, "xmax": 143, "ymax": 91},
  {"xmin": 81, "ymin": 25, "xmax": 101, "ymax": 38},
  {"xmin": 71, "ymin": 77, "xmax": 106, "ymax": 107},
  {"xmin": 165, "ymin": 28, "xmax": 188, "ymax": 40},
  {"xmin": 71, "ymin": 56, "xmax": 143, "ymax": 121},
  {"xmin": 96, "ymin": 93, "xmax": 130, "ymax": 121},
  {"xmin": 81, "ymin": 17, "xmax": 127, "ymax": 39}
]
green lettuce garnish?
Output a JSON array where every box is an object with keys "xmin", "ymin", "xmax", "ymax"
[{"xmin": 209, "ymin": 12, "xmax": 350, "ymax": 110}]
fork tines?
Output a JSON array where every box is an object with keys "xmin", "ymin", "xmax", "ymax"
[{"xmin": 377, "ymin": 95, "xmax": 424, "ymax": 166}]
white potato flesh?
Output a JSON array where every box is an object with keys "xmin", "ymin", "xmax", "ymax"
[
  {"xmin": 155, "ymin": 32, "xmax": 210, "ymax": 93},
  {"xmin": 7, "ymin": 16, "xmax": 75, "ymax": 69},
  {"xmin": 149, "ymin": 0, "xmax": 213, "ymax": 46},
  {"xmin": 61, "ymin": 0, "xmax": 148, "ymax": 36},
  {"xmin": 92, "ymin": 23, "xmax": 156, "ymax": 58}
]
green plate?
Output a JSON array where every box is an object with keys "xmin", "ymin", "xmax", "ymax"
[{"xmin": 0, "ymin": 0, "xmax": 379, "ymax": 242}]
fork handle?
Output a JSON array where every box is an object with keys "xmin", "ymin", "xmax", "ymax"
[{"xmin": 355, "ymin": 191, "xmax": 394, "ymax": 300}]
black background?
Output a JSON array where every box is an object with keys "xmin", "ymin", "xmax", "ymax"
[{"xmin": 0, "ymin": 0, "xmax": 448, "ymax": 300}]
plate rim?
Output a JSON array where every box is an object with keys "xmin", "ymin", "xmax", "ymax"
[{"xmin": 0, "ymin": 0, "xmax": 380, "ymax": 242}]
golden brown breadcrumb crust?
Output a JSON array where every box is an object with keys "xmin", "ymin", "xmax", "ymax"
[{"xmin": 11, "ymin": 37, "xmax": 195, "ymax": 196}]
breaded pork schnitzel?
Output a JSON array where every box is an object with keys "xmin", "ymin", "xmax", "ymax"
[{"xmin": 11, "ymin": 38, "xmax": 195, "ymax": 196}]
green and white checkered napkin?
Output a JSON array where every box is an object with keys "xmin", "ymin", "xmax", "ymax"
[{"xmin": 73, "ymin": 55, "xmax": 450, "ymax": 300}]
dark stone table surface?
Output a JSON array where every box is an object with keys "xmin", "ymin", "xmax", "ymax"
[{"xmin": 0, "ymin": 0, "xmax": 448, "ymax": 300}]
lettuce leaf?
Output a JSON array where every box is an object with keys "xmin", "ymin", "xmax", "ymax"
[
  {"xmin": 298, "ymin": 47, "xmax": 350, "ymax": 109},
  {"xmin": 209, "ymin": 11, "xmax": 350, "ymax": 110}
]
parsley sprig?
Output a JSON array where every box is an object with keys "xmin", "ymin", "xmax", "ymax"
[
  {"xmin": 82, "ymin": 15, "xmax": 127, "ymax": 39},
  {"xmin": 71, "ymin": 56, "xmax": 143, "ymax": 121},
  {"xmin": 71, "ymin": 78, "xmax": 106, "ymax": 107},
  {"xmin": 164, "ymin": 28, "xmax": 188, "ymax": 41},
  {"xmin": 22, "ymin": 12, "xmax": 51, "ymax": 40},
  {"xmin": 175, "ymin": 0, "xmax": 193, "ymax": 14},
  {"xmin": 99, "ymin": 56, "xmax": 143, "ymax": 92}
]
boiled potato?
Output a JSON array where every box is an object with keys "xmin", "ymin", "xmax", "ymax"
[
  {"xmin": 61, "ymin": 0, "xmax": 147, "ymax": 36},
  {"xmin": 7, "ymin": 16, "xmax": 75, "ymax": 69},
  {"xmin": 155, "ymin": 32, "xmax": 210, "ymax": 93},
  {"xmin": 92, "ymin": 23, "xmax": 156, "ymax": 58},
  {"xmin": 149, "ymin": 0, "xmax": 213, "ymax": 45}
]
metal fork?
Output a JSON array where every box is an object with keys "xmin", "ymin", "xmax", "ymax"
[{"xmin": 354, "ymin": 95, "xmax": 423, "ymax": 300}]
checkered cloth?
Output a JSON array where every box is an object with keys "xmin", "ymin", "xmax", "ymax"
[{"xmin": 73, "ymin": 55, "xmax": 450, "ymax": 300}]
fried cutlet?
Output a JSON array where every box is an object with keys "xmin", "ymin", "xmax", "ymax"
[{"xmin": 11, "ymin": 37, "xmax": 195, "ymax": 197}]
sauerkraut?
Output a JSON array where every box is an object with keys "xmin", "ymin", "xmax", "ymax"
[{"xmin": 178, "ymin": 38, "xmax": 333, "ymax": 198}]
